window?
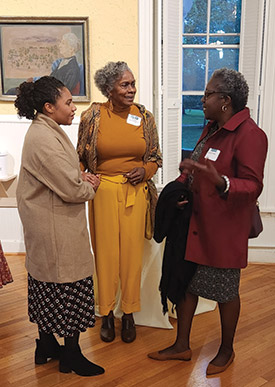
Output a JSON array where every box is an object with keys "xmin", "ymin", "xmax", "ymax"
[
  {"xmin": 152, "ymin": 0, "xmax": 263, "ymax": 184},
  {"xmin": 182, "ymin": 0, "xmax": 242, "ymax": 152}
]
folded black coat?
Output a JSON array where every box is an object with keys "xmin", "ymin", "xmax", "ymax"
[{"xmin": 154, "ymin": 180, "xmax": 197, "ymax": 314}]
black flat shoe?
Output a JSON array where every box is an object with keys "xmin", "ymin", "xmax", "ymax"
[
  {"xmin": 121, "ymin": 315, "xmax": 136, "ymax": 343},
  {"xmin": 100, "ymin": 311, "xmax": 115, "ymax": 342}
]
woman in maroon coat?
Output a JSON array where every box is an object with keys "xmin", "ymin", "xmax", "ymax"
[{"xmin": 148, "ymin": 68, "xmax": 268, "ymax": 375}]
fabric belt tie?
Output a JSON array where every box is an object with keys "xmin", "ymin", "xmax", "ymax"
[{"xmin": 100, "ymin": 174, "xmax": 136, "ymax": 208}]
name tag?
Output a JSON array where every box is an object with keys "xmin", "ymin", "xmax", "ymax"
[
  {"xmin": 127, "ymin": 114, "xmax": 141, "ymax": 126},
  {"xmin": 204, "ymin": 148, "xmax": 221, "ymax": 161}
]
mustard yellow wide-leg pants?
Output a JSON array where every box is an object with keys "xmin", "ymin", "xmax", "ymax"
[{"xmin": 88, "ymin": 175, "xmax": 148, "ymax": 316}]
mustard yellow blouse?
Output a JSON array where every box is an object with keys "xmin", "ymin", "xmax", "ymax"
[{"xmin": 96, "ymin": 102, "xmax": 157, "ymax": 180}]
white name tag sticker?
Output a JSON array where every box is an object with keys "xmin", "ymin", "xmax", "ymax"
[
  {"xmin": 204, "ymin": 148, "xmax": 221, "ymax": 161},
  {"xmin": 127, "ymin": 114, "xmax": 142, "ymax": 126}
]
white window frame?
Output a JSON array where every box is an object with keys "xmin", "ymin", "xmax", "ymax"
[
  {"xmin": 139, "ymin": 0, "xmax": 266, "ymax": 185},
  {"xmin": 182, "ymin": 0, "xmax": 241, "ymax": 98}
]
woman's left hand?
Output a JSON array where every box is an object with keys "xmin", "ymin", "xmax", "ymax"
[
  {"xmin": 125, "ymin": 167, "xmax": 145, "ymax": 185},
  {"xmin": 181, "ymin": 158, "xmax": 225, "ymax": 189},
  {"xmin": 81, "ymin": 172, "xmax": 101, "ymax": 191}
]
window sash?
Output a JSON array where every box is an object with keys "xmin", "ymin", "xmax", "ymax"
[{"xmin": 150, "ymin": 0, "xmax": 263, "ymax": 185}]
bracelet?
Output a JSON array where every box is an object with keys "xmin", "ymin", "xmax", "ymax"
[{"xmin": 221, "ymin": 175, "xmax": 230, "ymax": 193}]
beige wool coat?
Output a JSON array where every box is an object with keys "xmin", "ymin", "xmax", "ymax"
[{"xmin": 17, "ymin": 113, "xmax": 95, "ymax": 283}]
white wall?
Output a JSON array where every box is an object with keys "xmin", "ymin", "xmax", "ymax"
[
  {"xmin": 0, "ymin": 115, "xmax": 80, "ymax": 252},
  {"xmin": 0, "ymin": 115, "xmax": 80, "ymax": 174}
]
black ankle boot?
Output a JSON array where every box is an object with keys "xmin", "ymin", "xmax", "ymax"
[
  {"xmin": 59, "ymin": 345, "xmax": 105, "ymax": 376},
  {"xmin": 35, "ymin": 337, "xmax": 61, "ymax": 364}
]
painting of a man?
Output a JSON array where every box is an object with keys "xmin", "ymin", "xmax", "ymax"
[
  {"xmin": 31, "ymin": 33, "xmax": 83, "ymax": 95},
  {"xmin": 0, "ymin": 23, "xmax": 87, "ymax": 98}
]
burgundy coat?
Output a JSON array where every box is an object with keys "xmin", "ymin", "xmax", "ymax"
[{"xmin": 185, "ymin": 108, "xmax": 268, "ymax": 269}]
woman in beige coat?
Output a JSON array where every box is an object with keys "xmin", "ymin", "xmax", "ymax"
[{"xmin": 15, "ymin": 76, "xmax": 104, "ymax": 377}]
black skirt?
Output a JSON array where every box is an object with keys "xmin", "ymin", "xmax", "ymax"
[
  {"xmin": 28, "ymin": 273, "xmax": 95, "ymax": 337},
  {"xmin": 188, "ymin": 265, "xmax": 240, "ymax": 303}
]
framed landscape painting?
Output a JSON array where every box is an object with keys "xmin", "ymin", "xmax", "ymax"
[{"xmin": 0, "ymin": 17, "xmax": 90, "ymax": 101}]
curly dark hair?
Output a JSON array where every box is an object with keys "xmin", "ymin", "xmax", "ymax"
[
  {"xmin": 94, "ymin": 61, "xmax": 132, "ymax": 98},
  {"xmin": 14, "ymin": 76, "xmax": 65, "ymax": 120},
  {"xmin": 211, "ymin": 68, "xmax": 249, "ymax": 113}
]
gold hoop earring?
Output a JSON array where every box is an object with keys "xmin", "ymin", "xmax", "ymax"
[{"xmin": 222, "ymin": 105, "xmax": 227, "ymax": 112}]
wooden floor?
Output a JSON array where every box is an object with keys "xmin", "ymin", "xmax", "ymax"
[{"xmin": 0, "ymin": 256, "xmax": 275, "ymax": 387}]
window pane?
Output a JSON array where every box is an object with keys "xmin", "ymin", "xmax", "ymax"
[
  {"xmin": 182, "ymin": 95, "xmax": 205, "ymax": 151},
  {"xmin": 183, "ymin": 0, "xmax": 207, "ymax": 34},
  {"xmin": 182, "ymin": 48, "xmax": 206, "ymax": 91},
  {"xmin": 210, "ymin": 0, "xmax": 242, "ymax": 33},
  {"xmin": 209, "ymin": 35, "xmax": 240, "ymax": 44},
  {"xmin": 208, "ymin": 48, "xmax": 239, "ymax": 78},
  {"xmin": 181, "ymin": 0, "xmax": 241, "ymax": 153},
  {"xmin": 182, "ymin": 35, "xmax": 207, "ymax": 44}
]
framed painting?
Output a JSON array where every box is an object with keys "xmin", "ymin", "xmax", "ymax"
[{"xmin": 0, "ymin": 17, "xmax": 90, "ymax": 102}]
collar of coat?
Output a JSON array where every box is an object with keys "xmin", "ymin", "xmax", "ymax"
[{"xmin": 206, "ymin": 107, "xmax": 250, "ymax": 133}]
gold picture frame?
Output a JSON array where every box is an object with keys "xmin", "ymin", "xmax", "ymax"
[{"xmin": 0, "ymin": 17, "xmax": 90, "ymax": 102}]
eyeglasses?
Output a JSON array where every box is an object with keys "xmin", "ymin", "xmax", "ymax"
[{"xmin": 203, "ymin": 90, "xmax": 228, "ymax": 99}]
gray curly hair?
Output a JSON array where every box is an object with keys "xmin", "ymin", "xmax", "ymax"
[
  {"xmin": 94, "ymin": 61, "xmax": 133, "ymax": 98},
  {"xmin": 211, "ymin": 68, "xmax": 249, "ymax": 113}
]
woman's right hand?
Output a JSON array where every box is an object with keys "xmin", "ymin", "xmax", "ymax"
[
  {"xmin": 81, "ymin": 172, "xmax": 101, "ymax": 192},
  {"xmin": 177, "ymin": 195, "xmax": 189, "ymax": 209},
  {"xmin": 180, "ymin": 158, "xmax": 225, "ymax": 189}
]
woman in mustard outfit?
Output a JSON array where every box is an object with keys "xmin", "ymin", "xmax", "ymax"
[{"xmin": 77, "ymin": 61, "xmax": 162, "ymax": 343}]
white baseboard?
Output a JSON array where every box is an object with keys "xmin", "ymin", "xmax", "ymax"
[
  {"xmin": 248, "ymin": 247, "xmax": 275, "ymax": 264},
  {"xmin": 1, "ymin": 239, "xmax": 25, "ymax": 253}
]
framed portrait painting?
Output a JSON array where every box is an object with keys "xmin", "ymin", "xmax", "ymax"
[{"xmin": 0, "ymin": 17, "xmax": 90, "ymax": 102}]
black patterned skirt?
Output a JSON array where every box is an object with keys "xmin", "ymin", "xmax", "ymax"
[
  {"xmin": 188, "ymin": 265, "xmax": 240, "ymax": 303},
  {"xmin": 28, "ymin": 274, "xmax": 95, "ymax": 337}
]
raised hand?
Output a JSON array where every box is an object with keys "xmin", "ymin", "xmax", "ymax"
[{"xmin": 180, "ymin": 158, "xmax": 225, "ymax": 190}]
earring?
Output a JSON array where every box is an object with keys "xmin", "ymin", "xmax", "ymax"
[{"xmin": 222, "ymin": 105, "xmax": 227, "ymax": 112}]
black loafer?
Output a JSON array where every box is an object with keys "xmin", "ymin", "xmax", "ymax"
[
  {"xmin": 100, "ymin": 312, "xmax": 115, "ymax": 342},
  {"xmin": 121, "ymin": 316, "xmax": 136, "ymax": 343}
]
